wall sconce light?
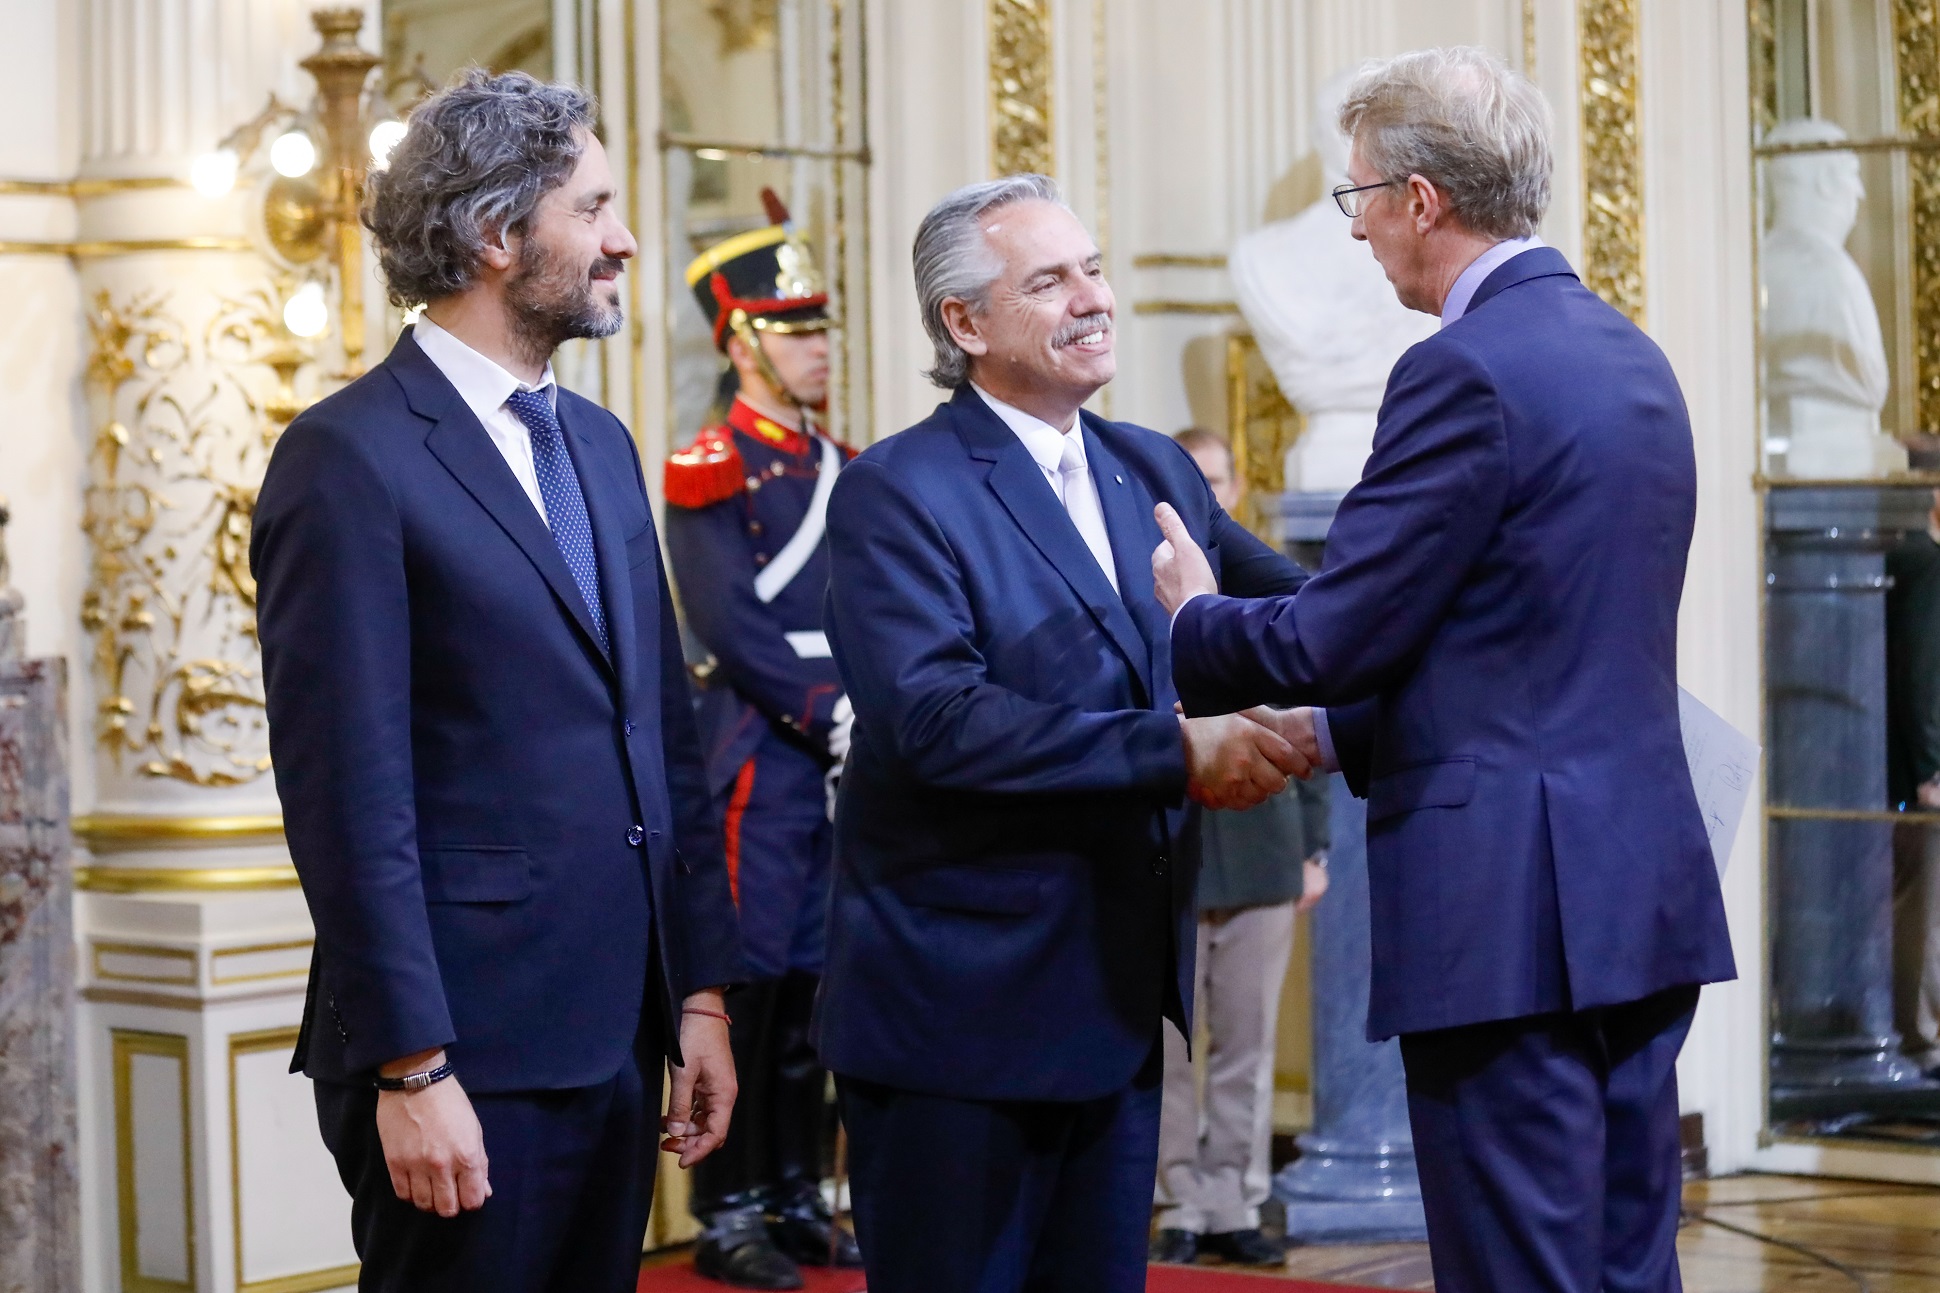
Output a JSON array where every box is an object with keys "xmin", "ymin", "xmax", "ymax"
[{"xmin": 191, "ymin": 6, "xmax": 385, "ymax": 381}]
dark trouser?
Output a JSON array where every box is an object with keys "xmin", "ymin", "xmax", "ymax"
[
  {"xmin": 314, "ymin": 1044, "xmax": 661, "ymax": 1293},
  {"xmin": 1399, "ymin": 985, "xmax": 1700, "ymax": 1293},
  {"xmin": 689, "ymin": 970, "xmax": 827, "ymax": 1221},
  {"xmin": 835, "ymin": 1040, "xmax": 1163, "ymax": 1293}
]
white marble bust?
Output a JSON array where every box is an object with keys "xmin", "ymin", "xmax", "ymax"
[
  {"xmin": 1760, "ymin": 117, "xmax": 1902, "ymax": 478},
  {"xmin": 1230, "ymin": 72, "xmax": 1438, "ymax": 494}
]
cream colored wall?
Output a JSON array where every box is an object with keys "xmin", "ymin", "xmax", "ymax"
[{"xmin": 1633, "ymin": 0, "xmax": 1768, "ymax": 1179}]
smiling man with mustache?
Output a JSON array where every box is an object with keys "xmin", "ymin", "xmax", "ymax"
[
  {"xmin": 815, "ymin": 175, "xmax": 1319, "ymax": 1293},
  {"xmin": 252, "ymin": 70, "xmax": 743, "ymax": 1293}
]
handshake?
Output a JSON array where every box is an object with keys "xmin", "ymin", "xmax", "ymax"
[{"xmin": 1179, "ymin": 706, "xmax": 1323, "ymax": 811}]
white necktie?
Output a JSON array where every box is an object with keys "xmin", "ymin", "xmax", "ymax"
[{"xmin": 1058, "ymin": 436, "xmax": 1120, "ymax": 595}]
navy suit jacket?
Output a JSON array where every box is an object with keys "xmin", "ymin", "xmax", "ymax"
[
  {"xmin": 816, "ymin": 386, "xmax": 1304, "ymax": 1102},
  {"xmin": 1173, "ymin": 249, "xmax": 1737, "ymax": 1040},
  {"xmin": 252, "ymin": 328, "xmax": 744, "ymax": 1092}
]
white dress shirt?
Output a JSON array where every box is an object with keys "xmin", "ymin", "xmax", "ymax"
[
  {"xmin": 1440, "ymin": 235, "xmax": 1545, "ymax": 328},
  {"xmin": 972, "ymin": 384, "xmax": 1120, "ymax": 594},
  {"xmin": 413, "ymin": 314, "xmax": 558, "ymax": 523}
]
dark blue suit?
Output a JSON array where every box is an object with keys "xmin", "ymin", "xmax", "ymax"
[
  {"xmin": 819, "ymin": 386, "xmax": 1303, "ymax": 1291},
  {"xmin": 1172, "ymin": 249, "xmax": 1737, "ymax": 1292},
  {"xmin": 252, "ymin": 328, "xmax": 743, "ymax": 1292}
]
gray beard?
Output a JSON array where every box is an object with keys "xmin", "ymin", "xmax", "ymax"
[{"xmin": 505, "ymin": 238, "xmax": 624, "ymax": 369}]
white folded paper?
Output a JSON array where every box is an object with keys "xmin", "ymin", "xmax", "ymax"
[{"xmin": 1678, "ymin": 686, "xmax": 1760, "ymax": 877}]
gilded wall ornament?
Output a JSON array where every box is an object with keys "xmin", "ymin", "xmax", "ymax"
[
  {"xmin": 1747, "ymin": 0, "xmax": 1778, "ymax": 139},
  {"xmin": 709, "ymin": 0, "xmax": 780, "ymax": 54},
  {"xmin": 1226, "ymin": 333, "xmax": 1302, "ymax": 541},
  {"xmin": 80, "ymin": 287, "xmax": 295, "ymax": 788},
  {"xmin": 1894, "ymin": 0, "xmax": 1940, "ymax": 436},
  {"xmin": 990, "ymin": 0, "xmax": 1053, "ymax": 176},
  {"xmin": 1579, "ymin": 0, "xmax": 1646, "ymax": 324}
]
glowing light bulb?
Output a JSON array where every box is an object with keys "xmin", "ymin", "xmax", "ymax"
[
  {"xmin": 283, "ymin": 282, "xmax": 329, "ymax": 338},
  {"xmin": 190, "ymin": 149, "xmax": 239, "ymax": 198},
  {"xmin": 369, "ymin": 120, "xmax": 407, "ymax": 169},
  {"xmin": 269, "ymin": 131, "xmax": 317, "ymax": 179}
]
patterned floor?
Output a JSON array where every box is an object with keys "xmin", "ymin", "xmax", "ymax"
[
  {"xmin": 639, "ymin": 1174, "xmax": 1940, "ymax": 1292},
  {"xmin": 1268, "ymin": 1173, "xmax": 1940, "ymax": 1291}
]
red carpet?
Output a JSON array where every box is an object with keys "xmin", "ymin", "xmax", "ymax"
[
  {"xmin": 1146, "ymin": 1268, "xmax": 1392, "ymax": 1292},
  {"xmin": 637, "ymin": 1258, "xmax": 1391, "ymax": 1292}
]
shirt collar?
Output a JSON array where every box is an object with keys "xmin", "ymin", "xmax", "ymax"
[
  {"xmin": 412, "ymin": 313, "xmax": 556, "ymax": 427},
  {"xmin": 1440, "ymin": 235, "xmax": 1545, "ymax": 328},
  {"xmin": 971, "ymin": 383, "xmax": 1084, "ymax": 476}
]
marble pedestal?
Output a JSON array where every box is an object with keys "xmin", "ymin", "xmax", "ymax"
[
  {"xmin": 0, "ymin": 620, "xmax": 79, "ymax": 1288},
  {"xmin": 1274, "ymin": 491, "xmax": 1427, "ymax": 1243},
  {"xmin": 1766, "ymin": 486, "xmax": 1936, "ymax": 1115}
]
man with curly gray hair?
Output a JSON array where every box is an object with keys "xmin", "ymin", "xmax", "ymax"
[
  {"xmin": 252, "ymin": 69, "xmax": 745, "ymax": 1293},
  {"xmin": 1156, "ymin": 46, "xmax": 1735, "ymax": 1293}
]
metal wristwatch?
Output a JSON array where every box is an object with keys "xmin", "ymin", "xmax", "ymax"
[{"xmin": 373, "ymin": 1060, "xmax": 454, "ymax": 1093}]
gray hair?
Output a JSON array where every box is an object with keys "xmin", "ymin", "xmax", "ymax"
[
  {"xmin": 1339, "ymin": 47, "xmax": 1553, "ymax": 240},
  {"xmin": 912, "ymin": 174, "xmax": 1068, "ymax": 388},
  {"xmin": 364, "ymin": 69, "xmax": 597, "ymax": 307}
]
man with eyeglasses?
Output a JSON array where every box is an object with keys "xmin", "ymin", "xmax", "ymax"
[{"xmin": 1154, "ymin": 46, "xmax": 1735, "ymax": 1293}]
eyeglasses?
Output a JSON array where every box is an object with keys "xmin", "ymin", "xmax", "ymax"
[{"xmin": 1331, "ymin": 180, "xmax": 1398, "ymax": 218}]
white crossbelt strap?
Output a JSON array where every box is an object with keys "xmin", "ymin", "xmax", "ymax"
[
  {"xmin": 784, "ymin": 631, "xmax": 831, "ymax": 659},
  {"xmin": 754, "ymin": 436, "xmax": 840, "ymax": 604}
]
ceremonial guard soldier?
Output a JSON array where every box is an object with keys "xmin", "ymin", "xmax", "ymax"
[{"xmin": 664, "ymin": 200, "xmax": 863, "ymax": 1290}]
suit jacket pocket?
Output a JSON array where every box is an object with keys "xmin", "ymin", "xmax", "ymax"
[
  {"xmin": 1367, "ymin": 758, "xmax": 1477, "ymax": 825},
  {"xmin": 420, "ymin": 846, "xmax": 533, "ymax": 903},
  {"xmin": 891, "ymin": 864, "xmax": 1042, "ymax": 916},
  {"xmin": 625, "ymin": 524, "xmax": 658, "ymax": 570}
]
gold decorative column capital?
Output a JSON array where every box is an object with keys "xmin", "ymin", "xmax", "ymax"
[{"xmin": 1579, "ymin": 0, "xmax": 1646, "ymax": 325}]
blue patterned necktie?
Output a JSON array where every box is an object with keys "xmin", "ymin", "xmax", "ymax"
[{"xmin": 504, "ymin": 388, "xmax": 609, "ymax": 655}]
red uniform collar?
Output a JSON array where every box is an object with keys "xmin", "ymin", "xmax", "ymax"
[{"xmin": 727, "ymin": 397, "xmax": 814, "ymax": 456}]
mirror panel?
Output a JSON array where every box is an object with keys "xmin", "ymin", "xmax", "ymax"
[{"xmin": 1755, "ymin": 0, "xmax": 1940, "ymax": 1149}]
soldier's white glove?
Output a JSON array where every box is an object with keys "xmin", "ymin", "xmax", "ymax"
[{"xmin": 828, "ymin": 694, "xmax": 854, "ymax": 763}]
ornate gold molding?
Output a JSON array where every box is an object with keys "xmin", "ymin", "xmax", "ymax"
[
  {"xmin": 990, "ymin": 0, "xmax": 1053, "ymax": 175},
  {"xmin": 76, "ymin": 866, "xmax": 299, "ymax": 893},
  {"xmin": 1747, "ymin": 0, "xmax": 1777, "ymax": 139},
  {"xmin": 1895, "ymin": 0, "xmax": 1940, "ymax": 436},
  {"xmin": 74, "ymin": 813, "xmax": 285, "ymax": 845},
  {"xmin": 1132, "ymin": 299, "xmax": 1240, "ymax": 315},
  {"xmin": 1523, "ymin": 0, "xmax": 1537, "ymax": 77},
  {"xmin": 1133, "ymin": 253, "xmax": 1227, "ymax": 269},
  {"xmin": 230, "ymin": 1026, "xmax": 359, "ymax": 1293},
  {"xmin": 113, "ymin": 1029, "xmax": 196, "ymax": 1293},
  {"xmin": 1226, "ymin": 333, "xmax": 1303, "ymax": 540},
  {"xmin": 93, "ymin": 941, "xmax": 198, "ymax": 985},
  {"xmin": 1579, "ymin": 0, "xmax": 1646, "ymax": 324},
  {"xmin": 0, "ymin": 237, "xmax": 254, "ymax": 258},
  {"xmin": 210, "ymin": 939, "xmax": 313, "ymax": 986},
  {"xmin": 0, "ymin": 176, "xmax": 189, "ymax": 198},
  {"xmin": 80, "ymin": 286, "xmax": 300, "ymax": 788}
]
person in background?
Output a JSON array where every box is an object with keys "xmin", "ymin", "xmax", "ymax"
[
  {"xmin": 664, "ymin": 201, "xmax": 863, "ymax": 1289},
  {"xmin": 1152, "ymin": 429, "xmax": 1331, "ymax": 1269},
  {"xmin": 1886, "ymin": 489, "xmax": 1940, "ymax": 1078}
]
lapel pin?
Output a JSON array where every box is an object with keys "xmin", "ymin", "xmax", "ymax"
[{"xmin": 1115, "ymin": 474, "xmax": 1124, "ymax": 485}]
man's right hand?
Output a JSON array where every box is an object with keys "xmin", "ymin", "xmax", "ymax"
[
  {"xmin": 374, "ymin": 1049, "xmax": 490, "ymax": 1217},
  {"xmin": 1180, "ymin": 712, "xmax": 1301, "ymax": 810}
]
